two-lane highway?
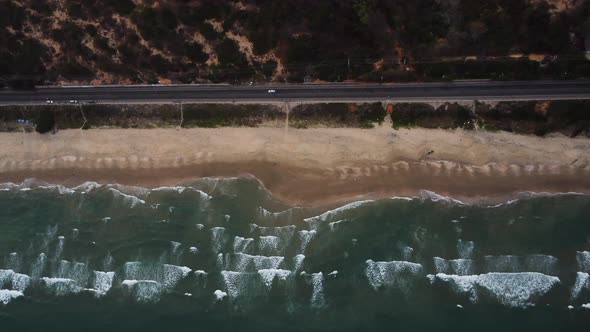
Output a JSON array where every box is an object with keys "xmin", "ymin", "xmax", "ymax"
[{"xmin": 1, "ymin": 80, "xmax": 590, "ymax": 104}]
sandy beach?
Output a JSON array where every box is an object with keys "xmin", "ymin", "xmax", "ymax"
[{"xmin": 1, "ymin": 123, "xmax": 589, "ymax": 206}]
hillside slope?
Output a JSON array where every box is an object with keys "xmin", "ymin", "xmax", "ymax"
[{"xmin": 1, "ymin": 0, "xmax": 589, "ymax": 85}]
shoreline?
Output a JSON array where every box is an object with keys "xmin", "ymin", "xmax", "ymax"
[
  {"xmin": 1, "ymin": 126, "xmax": 589, "ymax": 207},
  {"xmin": 1, "ymin": 160, "xmax": 589, "ymax": 207}
]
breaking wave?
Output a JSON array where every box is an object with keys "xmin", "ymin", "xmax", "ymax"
[{"xmin": 1, "ymin": 176, "xmax": 590, "ymax": 318}]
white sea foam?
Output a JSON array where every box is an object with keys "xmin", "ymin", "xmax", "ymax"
[
  {"xmin": 433, "ymin": 258, "xmax": 474, "ymax": 276},
  {"xmin": 304, "ymin": 200, "xmax": 373, "ymax": 230},
  {"xmin": 54, "ymin": 236, "xmax": 65, "ymax": 260},
  {"xmin": 121, "ymin": 280, "xmax": 138, "ymax": 286},
  {"xmin": 258, "ymin": 269, "xmax": 291, "ymax": 289},
  {"xmin": 152, "ymin": 186, "xmax": 186, "ymax": 194},
  {"xmin": 0, "ymin": 269, "xmax": 31, "ymax": 292},
  {"xmin": 0, "ymin": 182, "xmax": 18, "ymax": 191},
  {"xmin": 293, "ymin": 254, "xmax": 305, "ymax": 272},
  {"xmin": 37, "ymin": 185, "xmax": 75, "ymax": 195},
  {"xmin": 106, "ymin": 184, "xmax": 150, "ymax": 199},
  {"xmin": 309, "ymin": 272, "xmax": 326, "ymax": 308},
  {"xmin": 433, "ymin": 257, "xmax": 449, "ymax": 274},
  {"xmin": 123, "ymin": 262, "xmax": 191, "ymax": 292},
  {"xmin": 257, "ymin": 226, "xmax": 296, "ymax": 254},
  {"xmin": 482, "ymin": 191, "xmax": 590, "ymax": 208},
  {"xmin": 328, "ymin": 219, "xmax": 349, "ymax": 232},
  {"xmin": 430, "ymin": 272, "xmax": 560, "ymax": 308},
  {"xmin": 161, "ymin": 264, "xmax": 192, "ymax": 290},
  {"xmin": 41, "ymin": 277, "xmax": 82, "ymax": 296},
  {"xmin": 457, "ymin": 240, "xmax": 475, "ymax": 259},
  {"xmin": 72, "ymin": 181, "xmax": 101, "ymax": 193},
  {"xmin": 450, "ymin": 259, "xmax": 475, "ymax": 276},
  {"xmin": 483, "ymin": 255, "xmax": 522, "ymax": 272},
  {"xmin": 108, "ymin": 188, "xmax": 145, "ymax": 208},
  {"xmin": 298, "ymin": 230, "xmax": 316, "ymax": 254},
  {"xmin": 218, "ymin": 253, "xmax": 284, "ymax": 272},
  {"xmin": 386, "ymin": 196, "xmax": 414, "ymax": 202},
  {"xmin": 220, "ymin": 271, "xmax": 249, "ymax": 300},
  {"xmin": 487, "ymin": 199, "xmax": 520, "ymax": 208},
  {"xmin": 571, "ymin": 272, "xmax": 590, "ymax": 301},
  {"xmin": 400, "ymin": 246, "xmax": 414, "ymax": 261},
  {"xmin": 0, "ymin": 289, "xmax": 24, "ymax": 305},
  {"xmin": 57, "ymin": 260, "xmax": 90, "ymax": 286},
  {"xmin": 576, "ymin": 251, "xmax": 590, "ymax": 272},
  {"xmin": 429, "ymin": 274, "xmax": 480, "ymax": 302},
  {"xmin": 211, "ymin": 227, "xmax": 227, "ymax": 254},
  {"xmin": 258, "ymin": 225, "xmax": 296, "ymax": 238},
  {"xmin": 92, "ymin": 271, "xmax": 115, "ymax": 297},
  {"xmin": 30, "ymin": 253, "xmax": 47, "ymax": 280},
  {"xmin": 419, "ymin": 190, "xmax": 466, "ymax": 205},
  {"xmin": 164, "ymin": 241, "xmax": 183, "ymax": 264},
  {"xmin": 121, "ymin": 280, "xmax": 162, "ymax": 303},
  {"xmin": 0, "ymin": 269, "xmax": 14, "ymax": 287},
  {"xmin": 255, "ymin": 206, "xmax": 307, "ymax": 226},
  {"xmin": 365, "ymin": 260, "xmax": 424, "ymax": 292},
  {"xmin": 103, "ymin": 253, "xmax": 115, "ymax": 271},
  {"xmin": 5, "ymin": 252, "xmax": 21, "ymax": 271},
  {"xmin": 41, "ymin": 225, "xmax": 58, "ymax": 249},
  {"xmin": 482, "ymin": 254, "xmax": 559, "ymax": 275},
  {"xmin": 476, "ymin": 273, "xmax": 560, "ymax": 307},
  {"xmin": 249, "ymin": 223, "xmax": 259, "ymax": 233},
  {"xmin": 258, "ymin": 236, "xmax": 283, "ymax": 255},
  {"xmin": 216, "ymin": 253, "xmax": 224, "ymax": 269},
  {"xmin": 171, "ymin": 241, "xmax": 181, "ymax": 253},
  {"xmin": 11, "ymin": 273, "xmax": 31, "ymax": 292},
  {"xmin": 233, "ymin": 236, "xmax": 254, "ymax": 253},
  {"xmin": 516, "ymin": 191, "xmax": 587, "ymax": 199},
  {"xmin": 523, "ymin": 255, "xmax": 559, "ymax": 275},
  {"xmin": 214, "ymin": 289, "xmax": 227, "ymax": 301}
]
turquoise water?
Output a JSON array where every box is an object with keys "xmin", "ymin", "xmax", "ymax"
[{"xmin": 1, "ymin": 177, "xmax": 590, "ymax": 331}]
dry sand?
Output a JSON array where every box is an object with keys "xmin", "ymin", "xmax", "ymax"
[{"xmin": 1, "ymin": 123, "xmax": 589, "ymax": 206}]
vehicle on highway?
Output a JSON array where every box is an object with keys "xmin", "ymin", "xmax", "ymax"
[
  {"xmin": 46, "ymin": 100, "xmax": 53, "ymax": 104},
  {"xmin": 69, "ymin": 100, "xmax": 78, "ymax": 103},
  {"xmin": 267, "ymin": 89, "xmax": 276, "ymax": 93}
]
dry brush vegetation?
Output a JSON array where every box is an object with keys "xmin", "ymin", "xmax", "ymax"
[{"xmin": 1, "ymin": 0, "xmax": 589, "ymax": 86}]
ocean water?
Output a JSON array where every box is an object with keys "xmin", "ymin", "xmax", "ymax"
[{"xmin": 1, "ymin": 177, "xmax": 590, "ymax": 331}]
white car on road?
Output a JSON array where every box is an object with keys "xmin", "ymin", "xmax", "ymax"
[{"xmin": 267, "ymin": 89, "xmax": 276, "ymax": 94}]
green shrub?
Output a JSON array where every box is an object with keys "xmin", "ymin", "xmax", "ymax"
[
  {"xmin": 35, "ymin": 111, "xmax": 55, "ymax": 134},
  {"xmin": 185, "ymin": 42, "xmax": 209, "ymax": 63}
]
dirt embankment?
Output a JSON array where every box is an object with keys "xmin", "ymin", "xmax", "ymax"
[{"xmin": 1, "ymin": 100, "xmax": 589, "ymax": 137}]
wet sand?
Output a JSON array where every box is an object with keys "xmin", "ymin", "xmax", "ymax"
[{"xmin": 1, "ymin": 124, "xmax": 589, "ymax": 206}]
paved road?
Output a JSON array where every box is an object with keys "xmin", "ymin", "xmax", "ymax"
[{"xmin": 1, "ymin": 80, "xmax": 590, "ymax": 104}]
